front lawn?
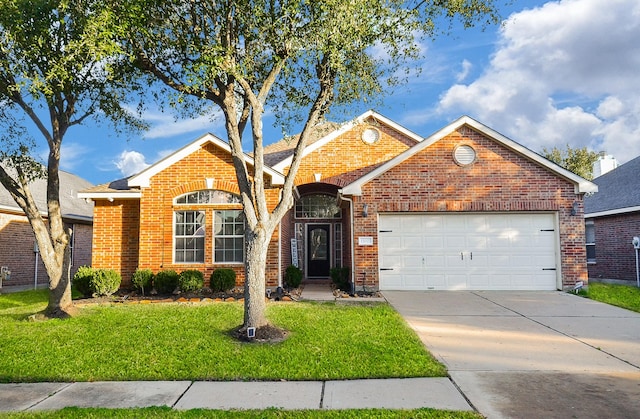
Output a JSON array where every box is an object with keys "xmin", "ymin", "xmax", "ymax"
[
  {"xmin": 0, "ymin": 290, "xmax": 445, "ymax": 382},
  {"xmin": 584, "ymin": 282, "xmax": 640, "ymax": 313}
]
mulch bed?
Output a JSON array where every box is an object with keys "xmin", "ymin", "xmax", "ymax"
[{"xmin": 73, "ymin": 287, "xmax": 299, "ymax": 306}]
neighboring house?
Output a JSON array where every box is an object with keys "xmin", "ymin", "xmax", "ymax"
[
  {"xmin": 584, "ymin": 155, "xmax": 640, "ymax": 282},
  {"xmin": 0, "ymin": 167, "xmax": 94, "ymax": 289},
  {"xmin": 80, "ymin": 111, "xmax": 596, "ymax": 291}
]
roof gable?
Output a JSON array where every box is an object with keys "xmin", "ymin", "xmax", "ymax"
[
  {"xmin": 340, "ymin": 115, "xmax": 598, "ymax": 196},
  {"xmin": 269, "ymin": 110, "xmax": 423, "ymax": 172},
  {"xmin": 585, "ymin": 154, "xmax": 640, "ymax": 217},
  {"xmin": 127, "ymin": 133, "xmax": 285, "ymax": 188}
]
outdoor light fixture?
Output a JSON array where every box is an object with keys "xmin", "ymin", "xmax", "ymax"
[
  {"xmin": 362, "ymin": 203, "xmax": 369, "ymax": 217},
  {"xmin": 570, "ymin": 201, "xmax": 579, "ymax": 216}
]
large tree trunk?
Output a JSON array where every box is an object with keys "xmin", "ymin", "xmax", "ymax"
[
  {"xmin": 45, "ymin": 230, "xmax": 73, "ymax": 317},
  {"xmin": 242, "ymin": 226, "xmax": 271, "ymax": 329}
]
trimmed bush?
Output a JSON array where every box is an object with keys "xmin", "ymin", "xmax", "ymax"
[
  {"xmin": 179, "ymin": 269, "xmax": 204, "ymax": 293},
  {"xmin": 72, "ymin": 266, "xmax": 121, "ymax": 297},
  {"xmin": 72, "ymin": 266, "xmax": 94, "ymax": 297},
  {"xmin": 284, "ymin": 265, "xmax": 303, "ymax": 289},
  {"xmin": 131, "ymin": 268, "xmax": 154, "ymax": 295},
  {"xmin": 210, "ymin": 268, "xmax": 236, "ymax": 293},
  {"xmin": 154, "ymin": 269, "xmax": 179, "ymax": 294},
  {"xmin": 91, "ymin": 269, "xmax": 121, "ymax": 296},
  {"xmin": 330, "ymin": 267, "xmax": 350, "ymax": 292}
]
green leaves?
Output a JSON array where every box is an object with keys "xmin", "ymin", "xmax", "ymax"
[
  {"xmin": 542, "ymin": 144, "xmax": 600, "ymax": 180},
  {"xmin": 0, "ymin": 0, "xmax": 145, "ymax": 141}
]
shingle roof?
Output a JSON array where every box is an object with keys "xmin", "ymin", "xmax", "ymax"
[
  {"xmin": 0, "ymin": 165, "xmax": 94, "ymax": 221},
  {"xmin": 584, "ymin": 154, "xmax": 640, "ymax": 215},
  {"xmin": 263, "ymin": 121, "xmax": 342, "ymax": 167},
  {"xmin": 80, "ymin": 177, "xmax": 135, "ymax": 193}
]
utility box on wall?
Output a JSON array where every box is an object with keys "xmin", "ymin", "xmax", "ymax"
[{"xmin": 0, "ymin": 266, "xmax": 11, "ymax": 288}]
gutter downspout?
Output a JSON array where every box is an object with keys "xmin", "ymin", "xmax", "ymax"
[
  {"xmin": 338, "ymin": 192, "xmax": 356, "ymax": 291},
  {"xmin": 278, "ymin": 221, "xmax": 283, "ymax": 288}
]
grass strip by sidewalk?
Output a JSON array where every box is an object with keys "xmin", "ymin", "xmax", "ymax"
[
  {"xmin": 0, "ymin": 290, "xmax": 445, "ymax": 382},
  {"xmin": 0, "ymin": 407, "xmax": 483, "ymax": 418},
  {"xmin": 583, "ymin": 282, "xmax": 640, "ymax": 313}
]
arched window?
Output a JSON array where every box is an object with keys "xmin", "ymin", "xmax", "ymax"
[
  {"xmin": 175, "ymin": 190, "xmax": 241, "ymax": 204},
  {"xmin": 295, "ymin": 194, "xmax": 341, "ymax": 219}
]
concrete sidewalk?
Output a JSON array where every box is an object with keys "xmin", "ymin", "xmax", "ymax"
[{"xmin": 0, "ymin": 378, "xmax": 472, "ymax": 412}]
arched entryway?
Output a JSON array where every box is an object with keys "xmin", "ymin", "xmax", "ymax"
[{"xmin": 287, "ymin": 183, "xmax": 348, "ymax": 280}]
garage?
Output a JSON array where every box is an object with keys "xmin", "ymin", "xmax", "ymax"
[{"xmin": 378, "ymin": 213, "xmax": 559, "ymax": 291}]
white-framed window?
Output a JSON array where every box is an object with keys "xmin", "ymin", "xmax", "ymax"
[
  {"xmin": 295, "ymin": 194, "xmax": 341, "ymax": 219},
  {"xmin": 175, "ymin": 190, "xmax": 241, "ymax": 205},
  {"xmin": 585, "ymin": 220, "xmax": 596, "ymax": 263},
  {"xmin": 174, "ymin": 211, "xmax": 206, "ymax": 263},
  {"xmin": 214, "ymin": 210, "xmax": 245, "ymax": 263}
]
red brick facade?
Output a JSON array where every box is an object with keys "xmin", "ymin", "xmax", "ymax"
[
  {"xmin": 87, "ymin": 113, "xmax": 592, "ymax": 291},
  {"xmin": 92, "ymin": 142, "xmax": 281, "ymax": 288},
  {"xmin": 587, "ymin": 213, "xmax": 640, "ymax": 281},
  {"xmin": 354, "ymin": 127, "xmax": 588, "ymax": 289},
  {"xmin": 0, "ymin": 211, "xmax": 92, "ymax": 288}
]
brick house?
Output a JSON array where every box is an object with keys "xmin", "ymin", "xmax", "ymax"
[
  {"xmin": 80, "ymin": 111, "xmax": 596, "ymax": 291},
  {"xmin": 584, "ymin": 155, "xmax": 640, "ymax": 282},
  {"xmin": 0, "ymin": 168, "xmax": 94, "ymax": 289}
]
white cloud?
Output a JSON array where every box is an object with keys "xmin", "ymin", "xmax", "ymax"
[
  {"xmin": 436, "ymin": 0, "xmax": 640, "ymax": 163},
  {"xmin": 59, "ymin": 143, "xmax": 90, "ymax": 171},
  {"xmin": 115, "ymin": 150, "xmax": 150, "ymax": 177},
  {"xmin": 141, "ymin": 108, "xmax": 225, "ymax": 139},
  {"xmin": 456, "ymin": 59, "xmax": 472, "ymax": 82}
]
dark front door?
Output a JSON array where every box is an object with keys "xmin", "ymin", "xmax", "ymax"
[{"xmin": 307, "ymin": 224, "xmax": 331, "ymax": 277}]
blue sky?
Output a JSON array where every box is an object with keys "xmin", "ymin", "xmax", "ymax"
[{"xmin": 43, "ymin": 0, "xmax": 640, "ymax": 185}]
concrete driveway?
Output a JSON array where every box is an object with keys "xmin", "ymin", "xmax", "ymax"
[{"xmin": 383, "ymin": 291, "xmax": 640, "ymax": 419}]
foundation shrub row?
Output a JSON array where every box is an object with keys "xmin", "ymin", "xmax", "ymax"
[{"xmin": 131, "ymin": 267, "xmax": 236, "ymax": 295}]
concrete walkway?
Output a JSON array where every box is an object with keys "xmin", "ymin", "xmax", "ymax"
[
  {"xmin": 384, "ymin": 291, "xmax": 640, "ymax": 419},
  {"xmin": 0, "ymin": 378, "xmax": 471, "ymax": 412}
]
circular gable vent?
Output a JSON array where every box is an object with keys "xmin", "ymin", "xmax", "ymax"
[
  {"xmin": 453, "ymin": 145, "xmax": 477, "ymax": 166},
  {"xmin": 361, "ymin": 127, "xmax": 380, "ymax": 145}
]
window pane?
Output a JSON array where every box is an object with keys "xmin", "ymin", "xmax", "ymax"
[
  {"xmin": 586, "ymin": 245, "xmax": 596, "ymax": 261},
  {"xmin": 585, "ymin": 223, "xmax": 595, "ymax": 243},
  {"xmin": 174, "ymin": 211, "xmax": 205, "ymax": 263},
  {"xmin": 295, "ymin": 194, "xmax": 341, "ymax": 219},
  {"xmin": 175, "ymin": 190, "xmax": 241, "ymax": 205},
  {"xmin": 214, "ymin": 210, "xmax": 245, "ymax": 263}
]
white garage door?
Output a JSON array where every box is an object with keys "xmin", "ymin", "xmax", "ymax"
[{"xmin": 378, "ymin": 213, "xmax": 559, "ymax": 290}]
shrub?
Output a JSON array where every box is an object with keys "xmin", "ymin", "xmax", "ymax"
[
  {"xmin": 330, "ymin": 267, "xmax": 351, "ymax": 292},
  {"xmin": 91, "ymin": 269, "xmax": 121, "ymax": 297},
  {"xmin": 72, "ymin": 266, "xmax": 121, "ymax": 297},
  {"xmin": 154, "ymin": 270, "xmax": 179, "ymax": 294},
  {"xmin": 131, "ymin": 268, "xmax": 154, "ymax": 295},
  {"xmin": 210, "ymin": 268, "xmax": 236, "ymax": 293},
  {"xmin": 72, "ymin": 266, "xmax": 94, "ymax": 297},
  {"xmin": 179, "ymin": 269, "xmax": 204, "ymax": 293},
  {"xmin": 284, "ymin": 265, "xmax": 303, "ymax": 289}
]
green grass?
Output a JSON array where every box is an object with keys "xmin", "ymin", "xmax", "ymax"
[
  {"xmin": 584, "ymin": 282, "xmax": 640, "ymax": 312},
  {"xmin": 0, "ymin": 290, "xmax": 446, "ymax": 382},
  {"xmin": 0, "ymin": 407, "xmax": 483, "ymax": 418}
]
